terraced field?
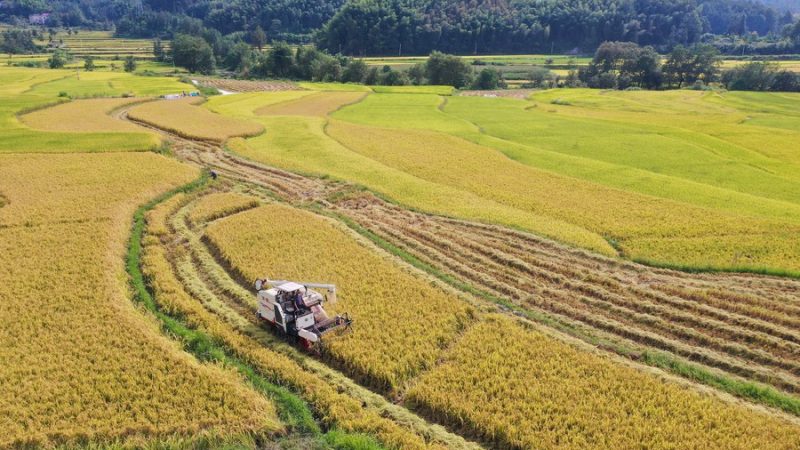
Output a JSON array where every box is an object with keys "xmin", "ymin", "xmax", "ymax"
[
  {"xmin": 5, "ymin": 63, "xmax": 800, "ymax": 449},
  {"xmin": 136, "ymin": 137, "xmax": 800, "ymax": 449},
  {"xmin": 36, "ymin": 30, "xmax": 169, "ymax": 60},
  {"xmin": 174, "ymin": 89, "xmax": 800, "ymax": 404}
]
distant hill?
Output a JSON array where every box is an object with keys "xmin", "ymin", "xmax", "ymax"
[
  {"xmin": 761, "ymin": 0, "xmax": 800, "ymax": 13},
  {"xmin": 0, "ymin": 0, "xmax": 797, "ymax": 55}
]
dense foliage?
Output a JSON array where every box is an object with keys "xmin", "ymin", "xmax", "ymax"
[
  {"xmin": 577, "ymin": 40, "xmax": 799, "ymax": 90},
  {"xmin": 579, "ymin": 41, "xmax": 723, "ymax": 89},
  {"xmin": 1, "ymin": 0, "xmax": 797, "ymax": 55},
  {"xmin": 722, "ymin": 60, "xmax": 800, "ymax": 90},
  {"xmin": 0, "ymin": 28, "xmax": 39, "ymax": 53},
  {"xmin": 316, "ymin": 0, "xmax": 799, "ymax": 55}
]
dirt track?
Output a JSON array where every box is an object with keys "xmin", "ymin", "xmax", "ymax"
[{"xmin": 121, "ymin": 103, "xmax": 800, "ymax": 398}]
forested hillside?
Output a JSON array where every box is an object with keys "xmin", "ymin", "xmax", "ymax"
[
  {"xmin": 762, "ymin": 0, "xmax": 800, "ymax": 12},
  {"xmin": 0, "ymin": 0, "xmax": 797, "ymax": 54}
]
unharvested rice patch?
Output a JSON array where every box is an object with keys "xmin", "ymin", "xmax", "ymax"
[
  {"xmin": 20, "ymin": 97, "xmax": 150, "ymax": 134},
  {"xmin": 128, "ymin": 97, "xmax": 264, "ymax": 141},
  {"xmin": 205, "ymin": 204, "xmax": 473, "ymax": 391},
  {"xmin": 188, "ymin": 192, "xmax": 259, "ymax": 224},
  {"xmin": 407, "ymin": 315, "xmax": 800, "ymax": 449},
  {"xmin": 255, "ymin": 91, "xmax": 367, "ymax": 117},
  {"xmin": 0, "ymin": 153, "xmax": 280, "ymax": 447}
]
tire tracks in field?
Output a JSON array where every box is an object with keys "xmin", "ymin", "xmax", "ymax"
[
  {"xmin": 164, "ymin": 187, "xmax": 484, "ymax": 450},
  {"xmin": 113, "ymin": 100, "xmax": 800, "ymax": 417}
]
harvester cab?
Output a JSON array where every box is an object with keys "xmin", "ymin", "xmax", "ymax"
[{"xmin": 254, "ymin": 278, "xmax": 352, "ymax": 350}]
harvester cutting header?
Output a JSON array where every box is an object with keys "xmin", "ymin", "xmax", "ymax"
[{"xmin": 254, "ymin": 278, "xmax": 352, "ymax": 350}]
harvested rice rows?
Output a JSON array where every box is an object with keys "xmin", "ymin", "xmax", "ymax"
[
  {"xmin": 170, "ymin": 186, "xmax": 800, "ymax": 450},
  {"xmin": 344, "ymin": 200, "xmax": 800, "ymax": 393},
  {"xmin": 126, "ymin": 99, "xmax": 800, "ymax": 401},
  {"xmin": 205, "ymin": 204, "xmax": 475, "ymax": 392},
  {"xmin": 117, "ymin": 96, "xmax": 800, "ymax": 447},
  {"xmin": 145, "ymin": 189, "xmax": 476, "ymax": 450}
]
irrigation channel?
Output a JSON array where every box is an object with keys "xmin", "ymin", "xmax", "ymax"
[{"xmin": 119, "ymin": 100, "xmax": 800, "ymax": 419}]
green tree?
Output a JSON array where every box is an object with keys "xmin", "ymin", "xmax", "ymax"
[
  {"xmin": 48, "ymin": 49, "xmax": 68, "ymax": 69},
  {"xmin": 342, "ymin": 59, "xmax": 368, "ymax": 83},
  {"xmin": 153, "ymin": 38, "xmax": 165, "ymax": 62},
  {"xmin": 123, "ymin": 55, "xmax": 137, "ymax": 72},
  {"xmin": 663, "ymin": 45, "xmax": 692, "ymax": 87},
  {"xmin": 83, "ymin": 55, "xmax": 95, "ymax": 71},
  {"xmin": 527, "ymin": 67, "xmax": 555, "ymax": 88},
  {"xmin": 664, "ymin": 44, "xmax": 720, "ymax": 88},
  {"xmin": 722, "ymin": 62, "xmax": 778, "ymax": 91},
  {"xmin": 171, "ymin": 34, "xmax": 215, "ymax": 74},
  {"xmin": 266, "ymin": 42, "xmax": 295, "ymax": 78},
  {"xmin": 379, "ymin": 68, "xmax": 408, "ymax": 85},
  {"xmin": 223, "ymin": 41, "xmax": 252, "ymax": 72},
  {"xmin": 251, "ymin": 26, "xmax": 267, "ymax": 51},
  {"xmin": 620, "ymin": 46, "xmax": 662, "ymax": 89},
  {"xmin": 472, "ymin": 67, "xmax": 504, "ymax": 90},
  {"xmin": 363, "ymin": 66, "xmax": 380, "ymax": 85},
  {"xmin": 312, "ymin": 56, "xmax": 342, "ymax": 82},
  {"xmin": 771, "ymin": 70, "xmax": 799, "ymax": 92},
  {"xmin": 1, "ymin": 29, "xmax": 38, "ymax": 54},
  {"xmin": 407, "ymin": 63, "xmax": 425, "ymax": 85},
  {"xmin": 425, "ymin": 51, "xmax": 471, "ymax": 88}
]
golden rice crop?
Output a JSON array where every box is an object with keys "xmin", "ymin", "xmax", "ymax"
[
  {"xmin": 255, "ymin": 91, "xmax": 367, "ymax": 117},
  {"xmin": 204, "ymin": 91, "xmax": 315, "ymax": 118},
  {"xmin": 326, "ymin": 120, "xmax": 800, "ymax": 273},
  {"xmin": 622, "ymin": 233, "xmax": 800, "ymax": 274},
  {"xmin": 407, "ymin": 315, "xmax": 800, "ymax": 450},
  {"xmin": 20, "ymin": 97, "xmax": 154, "ymax": 134},
  {"xmin": 204, "ymin": 204, "xmax": 474, "ymax": 391},
  {"xmin": 0, "ymin": 153, "xmax": 280, "ymax": 447},
  {"xmin": 226, "ymin": 116, "xmax": 612, "ymax": 255},
  {"xmin": 146, "ymin": 192, "xmax": 187, "ymax": 237},
  {"xmin": 143, "ymin": 201, "xmax": 440, "ymax": 449},
  {"xmin": 188, "ymin": 192, "xmax": 259, "ymax": 225},
  {"xmin": 128, "ymin": 97, "xmax": 264, "ymax": 141}
]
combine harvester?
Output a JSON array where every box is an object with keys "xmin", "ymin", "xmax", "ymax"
[{"xmin": 254, "ymin": 278, "xmax": 352, "ymax": 351}]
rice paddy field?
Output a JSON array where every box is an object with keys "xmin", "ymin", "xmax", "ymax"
[
  {"xmin": 3, "ymin": 60, "xmax": 800, "ymax": 449},
  {"xmin": 35, "ymin": 30, "xmax": 170, "ymax": 60}
]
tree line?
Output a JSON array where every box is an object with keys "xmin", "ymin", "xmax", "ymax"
[
  {"xmin": 1, "ymin": 0, "xmax": 798, "ymax": 56},
  {"xmin": 576, "ymin": 40, "xmax": 799, "ymax": 91},
  {"xmin": 169, "ymin": 33, "xmax": 497, "ymax": 89}
]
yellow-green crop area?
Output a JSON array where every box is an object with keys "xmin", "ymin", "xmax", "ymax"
[
  {"xmin": 208, "ymin": 86, "xmax": 800, "ymax": 275},
  {"xmin": 0, "ymin": 67, "xmax": 190, "ymax": 153},
  {"xmin": 0, "ymin": 66, "xmax": 292, "ymax": 447},
  {"xmin": 5, "ymin": 60, "xmax": 800, "ymax": 449}
]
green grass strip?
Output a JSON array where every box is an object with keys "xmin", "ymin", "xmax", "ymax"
[
  {"xmin": 642, "ymin": 351, "xmax": 800, "ymax": 416},
  {"xmin": 330, "ymin": 211, "xmax": 800, "ymax": 418},
  {"xmin": 126, "ymin": 176, "xmax": 384, "ymax": 449}
]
